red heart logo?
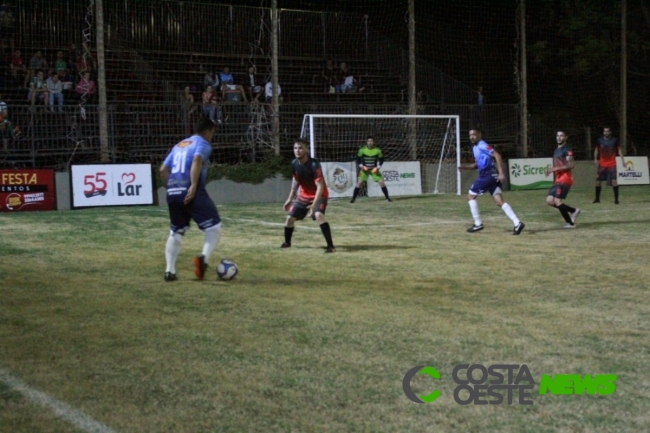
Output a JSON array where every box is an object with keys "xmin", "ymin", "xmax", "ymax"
[{"xmin": 121, "ymin": 173, "xmax": 136, "ymax": 184}]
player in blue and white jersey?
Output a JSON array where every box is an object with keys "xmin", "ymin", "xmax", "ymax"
[
  {"xmin": 458, "ymin": 128, "xmax": 525, "ymax": 235},
  {"xmin": 160, "ymin": 117, "xmax": 221, "ymax": 281}
]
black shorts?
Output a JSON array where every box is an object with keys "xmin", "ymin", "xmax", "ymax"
[
  {"xmin": 596, "ymin": 166, "xmax": 617, "ymax": 184},
  {"xmin": 548, "ymin": 183, "xmax": 571, "ymax": 200},
  {"xmin": 288, "ymin": 197, "xmax": 328, "ymax": 221}
]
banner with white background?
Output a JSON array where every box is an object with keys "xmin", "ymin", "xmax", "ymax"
[
  {"xmin": 617, "ymin": 157, "xmax": 649, "ymax": 185},
  {"xmin": 367, "ymin": 161, "xmax": 422, "ymax": 197},
  {"xmin": 508, "ymin": 158, "xmax": 553, "ymax": 190},
  {"xmin": 71, "ymin": 164, "xmax": 154, "ymax": 208}
]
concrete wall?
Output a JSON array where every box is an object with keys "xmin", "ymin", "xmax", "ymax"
[{"xmin": 54, "ymin": 162, "xmax": 598, "ymax": 210}]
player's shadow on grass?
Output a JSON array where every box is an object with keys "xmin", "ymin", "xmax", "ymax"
[
  {"xmin": 525, "ymin": 218, "xmax": 650, "ymax": 233},
  {"xmin": 335, "ymin": 244, "xmax": 416, "ymax": 252}
]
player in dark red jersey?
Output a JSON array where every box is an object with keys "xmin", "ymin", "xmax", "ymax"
[
  {"xmin": 282, "ymin": 138, "xmax": 336, "ymax": 253},
  {"xmin": 545, "ymin": 131, "xmax": 581, "ymax": 228},
  {"xmin": 593, "ymin": 126, "xmax": 625, "ymax": 204}
]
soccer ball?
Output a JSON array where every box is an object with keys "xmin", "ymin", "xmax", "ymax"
[{"xmin": 216, "ymin": 259, "xmax": 238, "ymax": 280}]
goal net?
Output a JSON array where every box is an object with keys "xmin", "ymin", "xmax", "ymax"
[{"xmin": 300, "ymin": 114, "xmax": 461, "ymax": 198}]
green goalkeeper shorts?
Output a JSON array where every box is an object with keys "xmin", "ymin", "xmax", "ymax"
[{"xmin": 359, "ymin": 170, "xmax": 383, "ymax": 182}]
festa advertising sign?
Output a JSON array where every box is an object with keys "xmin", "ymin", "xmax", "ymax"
[
  {"xmin": 321, "ymin": 162, "xmax": 356, "ymax": 198},
  {"xmin": 616, "ymin": 157, "xmax": 649, "ymax": 185},
  {"xmin": 0, "ymin": 169, "xmax": 56, "ymax": 212},
  {"xmin": 508, "ymin": 158, "xmax": 554, "ymax": 190},
  {"xmin": 367, "ymin": 161, "xmax": 422, "ymax": 197},
  {"xmin": 71, "ymin": 164, "xmax": 154, "ymax": 208}
]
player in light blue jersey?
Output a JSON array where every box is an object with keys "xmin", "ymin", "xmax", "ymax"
[
  {"xmin": 160, "ymin": 117, "xmax": 222, "ymax": 281},
  {"xmin": 459, "ymin": 128, "xmax": 525, "ymax": 235}
]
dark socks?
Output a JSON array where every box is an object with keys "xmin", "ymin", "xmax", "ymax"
[
  {"xmin": 595, "ymin": 186, "xmax": 601, "ymax": 201},
  {"xmin": 284, "ymin": 226, "xmax": 294, "ymax": 244},
  {"xmin": 352, "ymin": 187, "xmax": 360, "ymax": 201},
  {"xmin": 556, "ymin": 204, "xmax": 573, "ymax": 224},
  {"xmin": 381, "ymin": 186, "xmax": 390, "ymax": 200},
  {"xmin": 614, "ymin": 186, "xmax": 619, "ymax": 203},
  {"xmin": 319, "ymin": 222, "xmax": 334, "ymax": 248}
]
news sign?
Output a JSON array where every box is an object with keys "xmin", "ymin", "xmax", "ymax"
[
  {"xmin": 0, "ymin": 169, "xmax": 56, "ymax": 212},
  {"xmin": 71, "ymin": 164, "xmax": 154, "ymax": 208},
  {"xmin": 367, "ymin": 161, "xmax": 422, "ymax": 197}
]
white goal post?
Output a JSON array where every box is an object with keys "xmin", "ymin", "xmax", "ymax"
[{"xmin": 300, "ymin": 114, "xmax": 461, "ymax": 196}]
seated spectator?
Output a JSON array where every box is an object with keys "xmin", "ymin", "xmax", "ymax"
[
  {"xmin": 245, "ymin": 65, "xmax": 263, "ymax": 102},
  {"xmin": 75, "ymin": 71, "xmax": 97, "ymax": 102},
  {"xmin": 201, "ymin": 85, "xmax": 223, "ymax": 123},
  {"xmin": 10, "ymin": 49, "xmax": 25, "ymax": 82},
  {"xmin": 203, "ymin": 69, "xmax": 218, "ymax": 90},
  {"xmin": 180, "ymin": 85, "xmax": 197, "ymax": 116},
  {"xmin": 46, "ymin": 73, "xmax": 64, "ymax": 112},
  {"xmin": 28, "ymin": 70, "xmax": 49, "ymax": 107},
  {"xmin": 53, "ymin": 50, "xmax": 70, "ymax": 78},
  {"xmin": 265, "ymin": 80, "xmax": 282, "ymax": 115},
  {"xmin": 218, "ymin": 66, "xmax": 248, "ymax": 102},
  {"xmin": 26, "ymin": 50, "xmax": 47, "ymax": 87},
  {"xmin": 320, "ymin": 59, "xmax": 338, "ymax": 93},
  {"xmin": 338, "ymin": 62, "xmax": 363, "ymax": 93}
]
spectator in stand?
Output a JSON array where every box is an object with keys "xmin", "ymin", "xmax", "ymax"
[
  {"xmin": 201, "ymin": 85, "xmax": 223, "ymax": 124},
  {"xmin": 320, "ymin": 59, "xmax": 338, "ymax": 93},
  {"xmin": 75, "ymin": 71, "xmax": 97, "ymax": 102},
  {"xmin": 265, "ymin": 79, "xmax": 282, "ymax": 116},
  {"xmin": 203, "ymin": 69, "xmax": 218, "ymax": 90},
  {"xmin": 338, "ymin": 62, "xmax": 363, "ymax": 93},
  {"xmin": 28, "ymin": 70, "xmax": 48, "ymax": 107},
  {"xmin": 181, "ymin": 85, "xmax": 197, "ymax": 117},
  {"xmin": 0, "ymin": 93, "xmax": 7, "ymax": 117},
  {"xmin": 218, "ymin": 66, "xmax": 248, "ymax": 102},
  {"xmin": 46, "ymin": 73, "xmax": 64, "ymax": 112},
  {"xmin": 9, "ymin": 49, "xmax": 24, "ymax": 82},
  {"xmin": 245, "ymin": 65, "xmax": 263, "ymax": 102},
  {"xmin": 53, "ymin": 50, "xmax": 67, "ymax": 77},
  {"xmin": 26, "ymin": 50, "xmax": 48, "ymax": 87}
]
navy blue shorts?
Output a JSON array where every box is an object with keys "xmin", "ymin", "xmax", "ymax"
[
  {"xmin": 469, "ymin": 176, "xmax": 502, "ymax": 196},
  {"xmin": 547, "ymin": 183, "xmax": 571, "ymax": 199},
  {"xmin": 167, "ymin": 189, "xmax": 221, "ymax": 232},
  {"xmin": 288, "ymin": 197, "xmax": 328, "ymax": 221},
  {"xmin": 596, "ymin": 167, "xmax": 617, "ymax": 184}
]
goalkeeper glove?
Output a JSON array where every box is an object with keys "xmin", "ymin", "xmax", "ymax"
[
  {"xmin": 361, "ymin": 165, "xmax": 368, "ymax": 172},
  {"xmin": 372, "ymin": 167, "xmax": 379, "ymax": 174}
]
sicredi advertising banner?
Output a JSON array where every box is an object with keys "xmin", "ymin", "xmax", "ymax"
[
  {"xmin": 367, "ymin": 161, "xmax": 422, "ymax": 197},
  {"xmin": 0, "ymin": 169, "xmax": 56, "ymax": 212},
  {"xmin": 508, "ymin": 158, "xmax": 553, "ymax": 190},
  {"xmin": 71, "ymin": 164, "xmax": 154, "ymax": 208},
  {"xmin": 617, "ymin": 157, "xmax": 649, "ymax": 185},
  {"xmin": 321, "ymin": 162, "xmax": 356, "ymax": 197}
]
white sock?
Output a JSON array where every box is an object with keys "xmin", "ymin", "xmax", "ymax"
[
  {"xmin": 469, "ymin": 200, "xmax": 482, "ymax": 226},
  {"xmin": 501, "ymin": 203, "xmax": 521, "ymax": 226},
  {"xmin": 165, "ymin": 233, "xmax": 183, "ymax": 273},
  {"xmin": 201, "ymin": 224, "xmax": 222, "ymax": 263}
]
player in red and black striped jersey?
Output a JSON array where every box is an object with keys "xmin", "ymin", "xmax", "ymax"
[
  {"xmin": 545, "ymin": 131, "xmax": 581, "ymax": 228},
  {"xmin": 593, "ymin": 126, "xmax": 625, "ymax": 204},
  {"xmin": 282, "ymin": 138, "xmax": 336, "ymax": 253}
]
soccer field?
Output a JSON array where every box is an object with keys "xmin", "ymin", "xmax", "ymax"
[{"xmin": 2, "ymin": 186, "xmax": 650, "ymax": 432}]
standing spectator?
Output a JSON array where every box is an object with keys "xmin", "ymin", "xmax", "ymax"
[
  {"xmin": 26, "ymin": 50, "xmax": 48, "ymax": 87},
  {"xmin": 181, "ymin": 85, "xmax": 197, "ymax": 117},
  {"xmin": 472, "ymin": 86, "xmax": 484, "ymax": 127},
  {"xmin": 28, "ymin": 70, "xmax": 49, "ymax": 107},
  {"xmin": 245, "ymin": 65, "xmax": 263, "ymax": 102},
  {"xmin": 75, "ymin": 71, "xmax": 97, "ymax": 102},
  {"xmin": 593, "ymin": 126, "xmax": 625, "ymax": 204},
  {"xmin": 544, "ymin": 131, "xmax": 580, "ymax": 228},
  {"xmin": 265, "ymin": 79, "xmax": 281, "ymax": 104},
  {"xmin": 10, "ymin": 49, "xmax": 25, "ymax": 83},
  {"xmin": 201, "ymin": 85, "xmax": 222, "ymax": 124},
  {"xmin": 218, "ymin": 66, "xmax": 248, "ymax": 102},
  {"xmin": 46, "ymin": 73, "xmax": 64, "ymax": 111}
]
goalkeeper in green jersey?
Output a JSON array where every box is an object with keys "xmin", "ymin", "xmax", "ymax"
[{"xmin": 350, "ymin": 136, "xmax": 392, "ymax": 203}]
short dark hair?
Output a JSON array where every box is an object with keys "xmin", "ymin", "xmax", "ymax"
[
  {"xmin": 469, "ymin": 127, "xmax": 482, "ymax": 134},
  {"xmin": 195, "ymin": 116, "xmax": 217, "ymax": 134},
  {"xmin": 603, "ymin": 126, "xmax": 612, "ymax": 130},
  {"xmin": 367, "ymin": 135, "xmax": 374, "ymax": 140},
  {"xmin": 294, "ymin": 138, "xmax": 308, "ymax": 147}
]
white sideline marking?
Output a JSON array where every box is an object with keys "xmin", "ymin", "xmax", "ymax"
[{"xmin": 0, "ymin": 368, "xmax": 118, "ymax": 433}]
